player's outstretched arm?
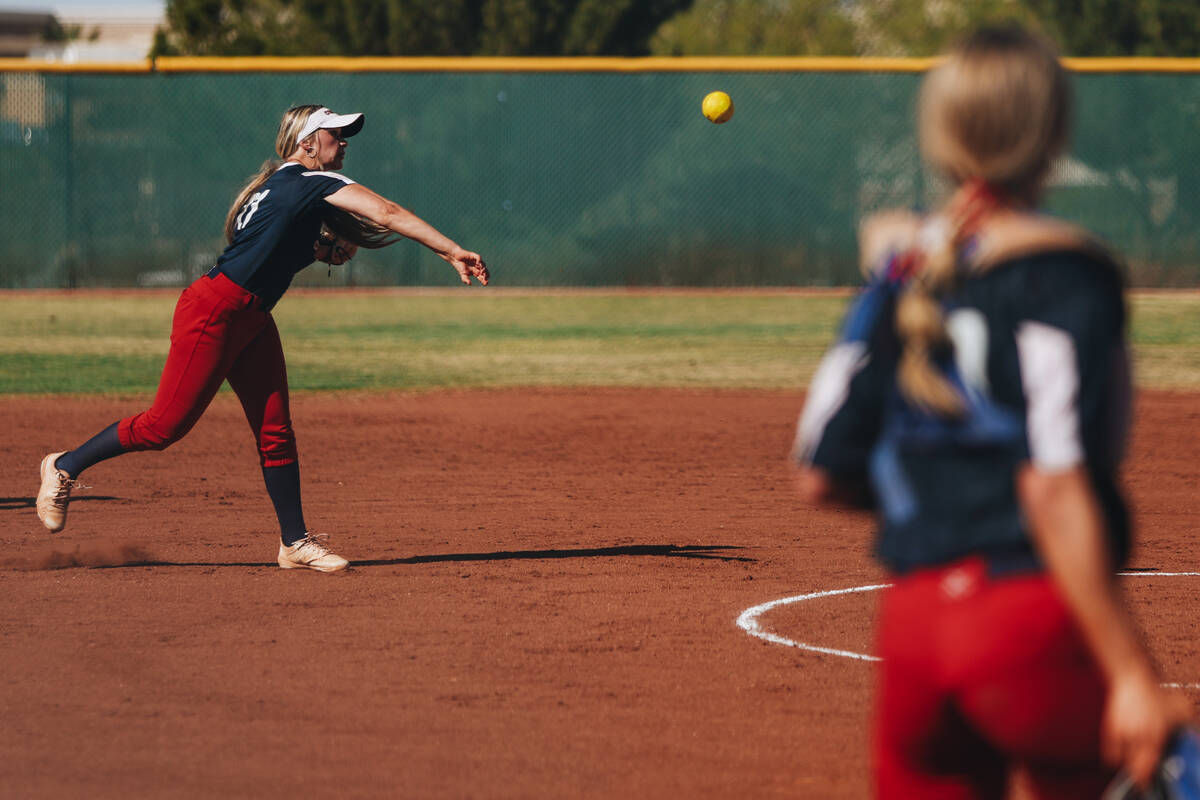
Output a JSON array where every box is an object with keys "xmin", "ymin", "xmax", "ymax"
[
  {"xmin": 326, "ymin": 183, "xmax": 488, "ymax": 285},
  {"xmin": 1018, "ymin": 465, "xmax": 1191, "ymax": 788}
]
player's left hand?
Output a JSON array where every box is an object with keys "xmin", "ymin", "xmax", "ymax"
[
  {"xmin": 1102, "ymin": 671, "xmax": 1192, "ymax": 788},
  {"xmin": 445, "ymin": 248, "xmax": 489, "ymax": 286}
]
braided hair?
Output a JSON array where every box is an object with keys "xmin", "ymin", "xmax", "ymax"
[{"xmin": 895, "ymin": 25, "xmax": 1071, "ymax": 417}]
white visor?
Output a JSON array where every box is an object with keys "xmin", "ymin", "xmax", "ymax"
[{"xmin": 295, "ymin": 107, "xmax": 364, "ymax": 144}]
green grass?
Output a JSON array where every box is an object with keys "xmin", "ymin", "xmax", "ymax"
[
  {"xmin": 1, "ymin": 290, "xmax": 1198, "ymax": 394},
  {"xmin": 1126, "ymin": 293, "xmax": 1200, "ymax": 389}
]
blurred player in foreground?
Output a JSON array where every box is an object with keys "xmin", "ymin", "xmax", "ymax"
[
  {"xmin": 36, "ymin": 104, "xmax": 488, "ymax": 572},
  {"xmin": 792, "ymin": 24, "xmax": 1191, "ymax": 799}
]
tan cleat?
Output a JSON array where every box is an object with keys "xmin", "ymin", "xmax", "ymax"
[
  {"xmin": 37, "ymin": 452, "xmax": 80, "ymax": 533},
  {"xmin": 277, "ymin": 533, "xmax": 349, "ymax": 573}
]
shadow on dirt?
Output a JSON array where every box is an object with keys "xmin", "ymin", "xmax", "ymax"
[
  {"xmin": 9, "ymin": 543, "xmax": 754, "ymax": 570},
  {"xmin": 359, "ymin": 544, "xmax": 755, "ymax": 565},
  {"xmin": 0, "ymin": 496, "xmax": 120, "ymax": 510}
]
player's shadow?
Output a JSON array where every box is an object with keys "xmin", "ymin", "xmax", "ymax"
[
  {"xmin": 357, "ymin": 544, "xmax": 754, "ymax": 565},
  {"xmin": 82, "ymin": 543, "xmax": 754, "ymax": 569},
  {"xmin": 0, "ymin": 496, "xmax": 120, "ymax": 511}
]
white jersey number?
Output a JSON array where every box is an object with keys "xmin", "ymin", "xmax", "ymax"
[
  {"xmin": 946, "ymin": 308, "xmax": 991, "ymax": 397},
  {"xmin": 235, "ymin": 189, "xmax": 271, "ymax": 231}
]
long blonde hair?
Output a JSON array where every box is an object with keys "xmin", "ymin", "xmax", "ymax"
[
  {"xmin": 223, "ymin": 104, "xmax": 398, "ymax": 249},
  {"xmin": 896, "ymin": 25, "xmax": 1072, "ymax": 417}
]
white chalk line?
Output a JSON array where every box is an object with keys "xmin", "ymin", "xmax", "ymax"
[
  {"xmin": 736, "ymin": 584, "xmax": 888, "ymax": 662},
  {"xmin": 737, "ymin": 572, "xmax": 1200, "ymax": 685}
]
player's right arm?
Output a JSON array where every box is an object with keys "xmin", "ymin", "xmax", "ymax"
[
  {"xmin": 324, "ymin": 183, "xmax": 488, "ymax": 285},
  {"xmin": 1014, "ymin": 252, "xmax": 1190, "ymax": 788},
  {"xmin": 1018, "ymin": 466, "xmax": 1188, "ymax": 788}
]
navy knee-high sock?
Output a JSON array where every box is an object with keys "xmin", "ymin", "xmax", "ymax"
[
  {"xmin": 55, "ymin": 422, "xmax": 124, "ymax": 478},
  {"xmin": 262, "ymin": 462, "xmax": 307, "ymax": 546}
]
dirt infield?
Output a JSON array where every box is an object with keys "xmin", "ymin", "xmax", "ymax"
[{"xmin": 1, "ymin": 389, "xmax": 1196, "ymax": 798}]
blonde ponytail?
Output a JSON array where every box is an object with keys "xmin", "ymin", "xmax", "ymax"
[
  {"xmin": 224, "ymin": 160, "xmax": 279, "ymax": 244},
  {"xmin": 894, "ymin": 212, "xmax": 969, "ymax": 417}
]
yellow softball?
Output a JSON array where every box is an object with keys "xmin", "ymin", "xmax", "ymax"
[{"xmin": 702, "ymin": 91, "xmax": 734, "ymax": 124}]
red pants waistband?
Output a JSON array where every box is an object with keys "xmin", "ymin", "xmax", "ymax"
[{"xmin": 200, "ymin": 270, "xmax": 264, "ymax": 310}]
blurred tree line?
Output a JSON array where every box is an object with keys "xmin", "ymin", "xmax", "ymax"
[
  {"xmin": 652, "ymin": 0, "xmax": 1200, "ymax": 57},
  {"xmin": 152, "ymin": 0, "xmax": 1200, "ymax": 57},
  {"xmin": 151, "ymin": 0, "xmax": 692, "ymax": 56}
]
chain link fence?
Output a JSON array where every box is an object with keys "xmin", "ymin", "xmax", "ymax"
[{"xmin": 2, "ymin": 63, "xmax": 1199, "ymax": 288}]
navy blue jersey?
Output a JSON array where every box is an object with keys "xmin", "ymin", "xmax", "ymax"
[
  {"xmin": 794, "ymin": 249, "xmax": 1130, "ymax": 574},
  {"xmin": 213, "ymin": 162, "xmax": 355, "ymax": 310}
]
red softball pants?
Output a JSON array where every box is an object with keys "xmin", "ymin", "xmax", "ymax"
[
  {"xmin": 873, "ymin": 556, "xmax": 1113, "ymax": 800},
  {"xmin": 117, "ymin": 271, "xmax": 297, "ymax": 467}
]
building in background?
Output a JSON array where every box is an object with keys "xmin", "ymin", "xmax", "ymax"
[
  {"xmin": 2, "ymin": 3, "xmax": 161, "ymax": 61},
  {"xmin": 0, "ymin": 10, "xmax": 60, "ymax": 56}
]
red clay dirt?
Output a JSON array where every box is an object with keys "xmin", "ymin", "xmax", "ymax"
[{"xmin": 0, "ymin": 389, "xmax": 1196, "ymax": 799}]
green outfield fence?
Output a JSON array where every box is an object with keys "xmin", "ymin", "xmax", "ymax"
[{"xmin": 2, "ymin": 57, "xmax": 1200, "ymax": 288}]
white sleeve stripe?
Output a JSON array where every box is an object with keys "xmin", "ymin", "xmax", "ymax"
[
  {"xmin": 794, "ymin": 342, "xmax": 869, "ymax": 462},
  {"xmin": 1016, "ymin": 321, "xmax": 1083, "ymax": 471},
  {"xmin": 302, "ymin": 170, "xmax": 356, "ymax": 184}
]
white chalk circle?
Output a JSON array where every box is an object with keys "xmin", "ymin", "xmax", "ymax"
[
  {"xmin": 737, "ymin": 572, "xmax": 1200, "ymax": 679},
  {"xmin": 737, "ymin": 583, "xmax": 886, "ymax": 661}
]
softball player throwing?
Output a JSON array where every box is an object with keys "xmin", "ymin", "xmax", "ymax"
[
  {"xmin": 36, "ymin": 104, "xmax": 488, "ymax": 572},
  {"xmin": 793, "ymin": 26, "xmax": 1191, "ymax": 798}
]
